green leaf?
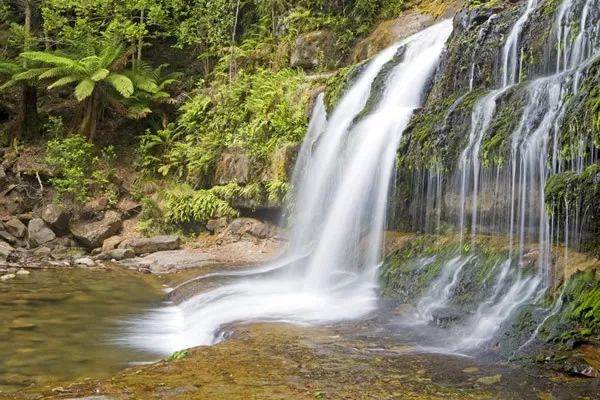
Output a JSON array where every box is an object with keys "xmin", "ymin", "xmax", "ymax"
[
  {"xmin": 48, "ymin": 76, "xmax": 79, "ymax": 89},
  {"xmin": 74, "ymin": 78, "xmax": 95, "ymax": 101},
  {"xmin": 90, "ymin": 68, "xmax": 110, "ymax": 82},
  {"xmin": 106, "ymin": 73, "xmax": 134, "ymax": 98}
]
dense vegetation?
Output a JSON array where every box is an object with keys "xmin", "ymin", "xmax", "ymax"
[{"xmin": 0, "ymin": 0, "xmax": 407, "ymax": 230}]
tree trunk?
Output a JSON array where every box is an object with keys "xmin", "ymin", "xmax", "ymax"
[
  {"xmin": 13, "ymin": 0, "xmax": 38, "ymax": 143},
  {"xmin": 19, "ymin": 85, "xmax": 38, "ymax": 139},
  {"xmin": 81, "ymin": 95, "xmax": 98, "ymax": 142},
  {"xmin": 137, "ymin": 9, "xmax": 145, "ymax": 64}
]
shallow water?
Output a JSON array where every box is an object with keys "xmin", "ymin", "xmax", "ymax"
[{"xmin": 0, "ymin": 266, "xmax": 167, "ymax": 393}]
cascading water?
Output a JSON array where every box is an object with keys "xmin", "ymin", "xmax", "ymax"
[
  {"xmin": 126, "ymin": 20, "xmax": 454, "ymax": 354},
  {"xmin": 410, "ymin": 0, "xmax": 600, "ymax": 352}
]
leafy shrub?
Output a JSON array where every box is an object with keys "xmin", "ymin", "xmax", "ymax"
[
  {"xmin": 140, "ymin": 68, "xmax": 310, "ymax": 186},
  {"xmin": 45, "ymin": 134, "xmax": 117, "ymax": 204}
]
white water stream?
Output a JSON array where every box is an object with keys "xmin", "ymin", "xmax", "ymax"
[{"xmin": 126, "ymin": 20, "xmax": 454, "ymax": 354}]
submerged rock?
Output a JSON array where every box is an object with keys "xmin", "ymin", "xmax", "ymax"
[{"xmin": 476, "ymin": 374, "xmax": 502, "ymax": 385}]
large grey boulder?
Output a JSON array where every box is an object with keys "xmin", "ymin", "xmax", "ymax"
[
  {"xmin": 119, "ymin": 235, "xmax": 180, "ymax": 255},
  {"xmin": 290, "ymin": 30, "xmax": 339, "ymax": 70},
  {"xmin": 27, "ymin": 218, "xmax": 56, "ymax": 247},
  {"xmin": 4, "ymin": 218, "xmax": 27, "ymax": 238},
  {"xmin": 0, "ymin": 240, "xmax": 14, "ymax": 261},
  {"xmin": 70, "ymin": 210, "xmax": 122, "ymax": 248},
  {"xmin": 41, "ymin": 204, "xmax": 70, "ymax": 234}
]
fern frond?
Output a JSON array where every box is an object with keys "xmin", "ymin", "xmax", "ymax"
[
  {"xmin": 106, "ymin": 73, "xmax": 134, "ymax": 98},
  {"xmin": 74, "ymin": 78, "xmax": 95, "ymax": 101},
  {"xmin": 48, "ymin": 76, "xmax": 78, "ymax": 89}
]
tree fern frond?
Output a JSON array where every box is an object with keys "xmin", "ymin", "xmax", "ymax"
[
  {"xmin": 48, "ymin": 76, "xmax": 79, "ymax": 89},
  {"xmin": 74, "ymin": 78, "xmax": 95, "ymax": 101},
  {"xmin": 106, "ymin": 73, "xmax": 134, "ymax": 98},
  {"xmin": 90, "ymin": 68, "xmax": 110, "ymax": 82},
  {"xmin": 21, "ymin": 51, "xmax": 76, "ymax": 67},
  {"xmin": 39, "ymin": 66, "xmax": 70, "ymax": 79},
  {"xmin": 13, "ymin": 68, "xmax": 49, "ymax": 80}
]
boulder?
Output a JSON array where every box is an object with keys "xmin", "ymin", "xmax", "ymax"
[
  {"xmin": 0, "ymin": 240, "xmax": 14, "ymax": 261},
  {"xmin": 119, "ymin": 235, "xmax": 180, "ymax": 255},
  {"xmin": 0, "ymin": 230, "xmax": 17, "ymax": 245},
  {"xmin": 214, "ymin": 150, "xmax": 250, "ymax": 185},
  {"xmin": 219, "ymin": 218, "xmax": 278, "ymax": 242},
  {"xmin": 81, "ymin": 197, "xmax": 109, "ymax": 219},
  {"xmin": 41, "ymin": 204, "xmax": 70, "ymax": 234},
  {"xmin": 4, "ymin": 218, "xmax": 27, "ymax": 238},
  {"xmin": 116, "ymin": 199, "xmax": 142, "ymax": 218},
  {"xmin": 95, "ymin": 248, "xmax": 135, "ymax": 261},
  {"xmin": 102, "ymin": 235, "xmax": 123, "ymax": 252},
  {"xmin": 206, "ymin": 218, "xmax": 228, "ymax": 234},
  {"xmin": 70, "ymin": 210, "xmax": 123, "ymax": 248},
  {"xmin": 290, "ymin": 30, "xmax": 339, "ymax": 70},
  {"xmin": 27, "ymin": 218, "xmax": 56, "ymax": 247}
]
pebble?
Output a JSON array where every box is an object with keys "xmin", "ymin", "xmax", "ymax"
[
  {"xmin": 16, "ymin": 268, "xmax": 30, "ymax": 276},
  {"xmin": 74, "ymin": 257, "xmax": 96, "ymax": 267},
  {"xmin": 1, "ymin": 273, "xmax": 16, "ymax": 281}
]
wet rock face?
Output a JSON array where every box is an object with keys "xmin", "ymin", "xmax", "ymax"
[
  {"xmin": 69, "ymin": 210, "xmax": 123, "ymax": 248},
  {"xmin": 352, "ymin": 13, "xmax": 434, "ymax": 63},
  {"xmin": 291, "ymin": 30, "xmax": 339, "ymax": 70},
  {"xmin": 27, "ymin": 218, "xmax": 56, "ymax": 248}
]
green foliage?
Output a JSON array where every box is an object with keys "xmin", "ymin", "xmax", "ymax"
[
  {"xmin": 165, "ymin": 349, "xmax": 188, "ymax": 362},
  {"xmin": 541, "ymin": 270, "xmax": 600, "ymax": 346},
  {"xmin": 44, "ymin": 134, "xmax": 117, "ymax": 204},
  {"xmin": 142, "ymin": 68, "xmax": 309, "ymax": 186}
]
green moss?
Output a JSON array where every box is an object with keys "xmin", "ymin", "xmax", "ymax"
[
  {"xmin": 324, "ymin": 63, "xmax": 364, "ymax": 112},
  {"xmin": 542, "ymin": 270, "xmax": 600, "ymax": 347}
]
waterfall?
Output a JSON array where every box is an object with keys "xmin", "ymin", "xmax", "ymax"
[
  {"xmin": 501, "ymin": 0, "xmax": 538, "ymax": 86},
  {"xmin": 126, "ymin": 20, "xmax": 454, "ymax": 354},
  {"xmin": 411, "ymin": 0, "xmax": 600, "ymax": 351}
]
